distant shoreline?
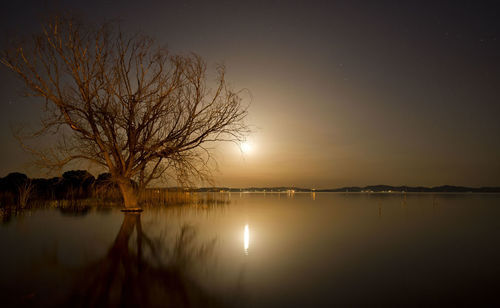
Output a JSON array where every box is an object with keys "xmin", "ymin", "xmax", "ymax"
[
  {"xmin": 195, "ymin": 185, "xmax": 500, "ymax": 193},
  {"xmin": 1, "ymin": 171, "xmax": 499, "ymax": 194},
  {"xmin": 206, "ymin": 191, "xmax": 500, "ymax": 194}
]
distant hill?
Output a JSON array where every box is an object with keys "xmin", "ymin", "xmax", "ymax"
[{"xmin": 318, "ymin": 185, "xmax": 500, "ymax": 193}]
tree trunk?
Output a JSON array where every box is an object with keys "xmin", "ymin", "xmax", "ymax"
[{"xmin": 118, "ymin": 180, "xmax": 139, "ymax": 208}]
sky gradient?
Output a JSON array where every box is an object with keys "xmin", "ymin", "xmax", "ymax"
[{"xmin": 1, "ymin": 0, "xmax": 499, "ymax": 188}]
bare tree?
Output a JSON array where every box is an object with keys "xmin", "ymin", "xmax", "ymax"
[{"xmin": 1, "ymin": 15, "xmax": 249, "ymax": 208}]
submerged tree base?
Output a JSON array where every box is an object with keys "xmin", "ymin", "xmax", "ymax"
[{"xmin": 120, "ymin": 207, "xmax": 143, "ymax": 212}]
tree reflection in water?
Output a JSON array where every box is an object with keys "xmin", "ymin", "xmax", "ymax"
[{"xmin": 58, "ymin": 213, "xmax": 221, "ymax": 308}]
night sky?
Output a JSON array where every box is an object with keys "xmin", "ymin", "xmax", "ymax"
[{"xmin": 1, "ymin": 0, "xmax": 499, "ymax": 188}]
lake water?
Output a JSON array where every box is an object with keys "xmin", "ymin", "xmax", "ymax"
[{"xmin": 1, "ymin": 193, "xmax": 500, "ymax": 307}]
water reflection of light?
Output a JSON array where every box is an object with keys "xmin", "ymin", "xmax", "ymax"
[{"xmin": 244, "ymin": 224, "xmax": 250, "ymax": 255}]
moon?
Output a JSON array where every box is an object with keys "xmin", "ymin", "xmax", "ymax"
[{"xmin": 241, "ymin": 142, "xmax": 252, "ymax": 154}]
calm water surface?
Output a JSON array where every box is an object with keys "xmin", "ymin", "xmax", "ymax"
[{"xmin": 1, "ymin": 193, "xmax": 500, "ymax": 307}]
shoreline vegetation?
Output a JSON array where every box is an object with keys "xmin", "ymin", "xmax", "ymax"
[{"xmin": 0, "ymin": 170, "xmax": 230, "ymax": 210}]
